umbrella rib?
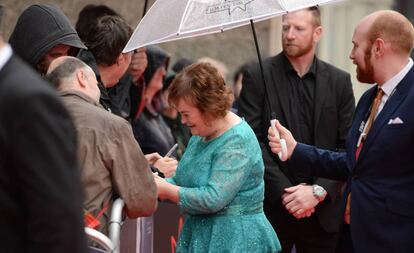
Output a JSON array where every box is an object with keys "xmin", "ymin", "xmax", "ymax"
[
  {"xmin": 174, "ymin": 12, "xmax": 285, "ymax": 37},
  {"xmin": 177, "ymin": 0, "xmax": 192, "ymax": 35}
]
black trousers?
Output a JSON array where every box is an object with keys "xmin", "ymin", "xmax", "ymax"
[
  {"xmin": 335, "ymin": 224, "xmax": 354, "ymax": 253},
  {"xmin": 268, "ymin": 214, "xmax": 339, "ymax": 253}
]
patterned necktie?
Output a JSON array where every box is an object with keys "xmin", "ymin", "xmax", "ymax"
[
  {"xmin": 355, "ymin": 88, "xmax": 384, "ymax": 160},
  {"xmin": 344, "ymin": 88, "xmax": 384, "ymax": 224}
]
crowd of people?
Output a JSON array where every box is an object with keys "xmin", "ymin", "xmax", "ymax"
[{"xmin": 1, "ymin": 3, "xmax": 414, "ymax": 253}]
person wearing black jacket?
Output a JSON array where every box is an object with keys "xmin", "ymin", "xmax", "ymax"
[
  {"xmin": 0, "ymin": 6, "xmax": 88, "ymax": 252},
  {"xmin": 77, "ymin": 15, "xmax": 134, "ymax": 117},
  {"xmin": 75, "ymin": 5, "xmax": 148, "ymax": 121},
  {"xmin": 132, "ymin": 46, "xmax": 175, "ymax": 156},
  {"xmin": 238, "ymin": 7, "xmax": 355, "ymax": 253},
  {"xmin": 9, "ymin": 4, "xmax": 86, "ymax": 75}
]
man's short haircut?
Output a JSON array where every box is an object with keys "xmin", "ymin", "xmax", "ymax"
[
  {"xmin": 308, "ymin": 6, "xmax": 321, "ymax": 27},
  {"xmin": 75, "ymin": 4, "xmax": 120, "ymax": 42},
  {"xmin": 283, "ymin": 6, "xmax": 321, "ymax": 27},
  {"xmin": 368, "ymin": 11, "xmax": 414, "ymax": 56},
  {"xmin": 82, "ymin": 15, "xmax": 132, "ymax": 66},
  {"xmin": 46, "ymin": 57, "xmax": 88, "ymax": 88}
]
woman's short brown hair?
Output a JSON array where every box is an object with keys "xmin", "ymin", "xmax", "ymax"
[{"xmin": 168, "ymin": 62, "xmax": 234, "ymax": 120}]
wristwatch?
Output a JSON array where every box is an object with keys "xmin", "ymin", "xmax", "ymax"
[{"xmin": 312, "ymin": 184, "xmax": 327, "ymax": 202}]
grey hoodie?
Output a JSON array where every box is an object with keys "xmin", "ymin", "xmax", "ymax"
[{"xmin": 9, "ymin": 4, "xmax": 86, "ymax": 69}]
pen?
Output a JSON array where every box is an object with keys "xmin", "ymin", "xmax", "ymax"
[{"xmin": 165, "ymin": 143, "xmax": 178, "ymax": 157}]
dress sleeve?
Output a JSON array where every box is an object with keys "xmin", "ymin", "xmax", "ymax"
[
  {"xmin": 166, "ymin": 177, "xmax": 177, "ymax": 185},
  {"xmin": 178, "ymin": 138, "xmax": 252, "ymax": 215}
]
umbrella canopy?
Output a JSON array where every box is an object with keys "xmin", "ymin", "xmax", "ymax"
[
  {"xmin": 124, "ymin": 0, "xmax": 343, "ymax": 52},
  {"xmin": 125, "ymin": 0, "xmax": 345, "ymax": 137}
]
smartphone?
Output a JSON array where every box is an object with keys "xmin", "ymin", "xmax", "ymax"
[{"xmin": 165, "ymin": 143, "xmax": 178, "ymax": 157}]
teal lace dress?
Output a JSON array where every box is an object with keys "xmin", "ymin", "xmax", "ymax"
[{"xmin": 167, "ymin": 120, "xmax": 281, "ymax": 253}]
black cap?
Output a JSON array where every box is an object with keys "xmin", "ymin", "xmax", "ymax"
[
  {"xmin": 172, "ymin": 58, "xmax": 194, "ymax": 73},
  {"xmin": 163, "ymin": 71, "xmax": 176, "ymax": 91}
]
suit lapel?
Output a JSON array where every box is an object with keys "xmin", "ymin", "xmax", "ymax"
[
  {"xmin": 358, "ymin": 66, "xmax": 414, "ymax": 161},
  {"xmin": 313, "ymin": 59, "xmax": 329, "ymax": 134},
  {"xmin": 270, "ymin": 54, "xmax": 293, "ymax": 128}
]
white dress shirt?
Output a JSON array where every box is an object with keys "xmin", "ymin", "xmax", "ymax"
[
  {"xmin": 0, "ymin": 43, "xmax": 12, "ymax": 71},
  {"xmin": 377, "ymin": 58, "xmax": 413, "ymax": 117}
]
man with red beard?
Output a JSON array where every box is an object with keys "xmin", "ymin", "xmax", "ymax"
[
  {"xmin": 268, "ymin": 10, "xmax": 414, "ymax": 253},
  {"xmin": 238, "ymin": 6, "xmax": 355, "ymax": 253}
]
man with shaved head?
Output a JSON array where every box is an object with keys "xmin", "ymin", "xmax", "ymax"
[
  {"xmin": 47, "ymin": 56, "xmax": 158, "ymax": 234},
  {"xmin": 267, "ymin": 10, "xmax": 414, "ymax": 253}
]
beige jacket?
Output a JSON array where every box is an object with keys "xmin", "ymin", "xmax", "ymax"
[{"xmin": 60, "ymin": 90, "xmax": 157, "ymax": 233}]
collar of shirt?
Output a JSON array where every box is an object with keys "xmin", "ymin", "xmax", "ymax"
[
  {"xmin": 60, "ymin": 90, "xmax": 103, "ymax": 108},
  {"xmin": 380, "ymin": 58, "xmax": 413, "ymax": 97},
  {"xmin": 376, "ymin": 58, "xmax": 413, "ymax": 114},
  {"xmin": 283, "ymin": 53, "xmax": 317, "ymax": 77},
  {"xmin": 0, "ymin": 44, "xmax": 12, "ymax": 71}
]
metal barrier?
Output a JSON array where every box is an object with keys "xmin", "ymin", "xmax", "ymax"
[
  {"xmin": 85, "ymin": 199, "xmax": 125, "ymax": 253},
  {"xmin": 85, "ymin": 227, "xmax": 115, "ymax": 252},
  {"xmin": 109, "ymin": 198, "xmax": 125, "ymax": 253}
]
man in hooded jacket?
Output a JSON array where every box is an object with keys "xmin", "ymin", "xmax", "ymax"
[
  {"xmin": 9, "ymin": 4, "xmax": 86, "ymax": 75},
  {"xmin": 132, "ymin": 45, "xmax": 175, "ymax": 156}
]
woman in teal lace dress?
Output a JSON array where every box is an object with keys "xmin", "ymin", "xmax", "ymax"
[{"xmin": 154, "ymin": 62, "xmax": 281, "ymax": 253}]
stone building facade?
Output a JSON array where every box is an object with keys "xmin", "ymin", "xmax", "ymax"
[{"xmin": 1, "ymin": 0, "xmax": 398, "ymax": 101}]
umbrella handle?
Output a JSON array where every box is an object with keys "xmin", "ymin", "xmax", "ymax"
[{"xmin": 270, "ymin": 119, "xmax": 288, "ymax": 161}]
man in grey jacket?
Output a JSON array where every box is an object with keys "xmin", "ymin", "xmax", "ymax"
[{"xmin": 46, "ymin": 56, "xmax": 158, "ymax": 234}]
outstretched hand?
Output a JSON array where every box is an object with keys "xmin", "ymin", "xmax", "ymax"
[
  {"xmin": 129, "ymin": 47, "xmax": 148, "ymax": 83},
  {"xmin": 145, "ymin": 152, "xmax": 163, "ymax": 164},
  {"xmin": 268, "ymin": 120, "xmax": 297, "ymax": 160}
]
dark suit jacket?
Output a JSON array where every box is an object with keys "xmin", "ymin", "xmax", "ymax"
[
  {"xmin": 0, "ymin": 54, "xmax": 87, "ymax": 252},
  {"xmin": 238, "ymin": 52, "xmax": 355, "ymax": 233},
  {"xmin": 290, "ymin": 65, "xmax": 414, "ymax": 252}
]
